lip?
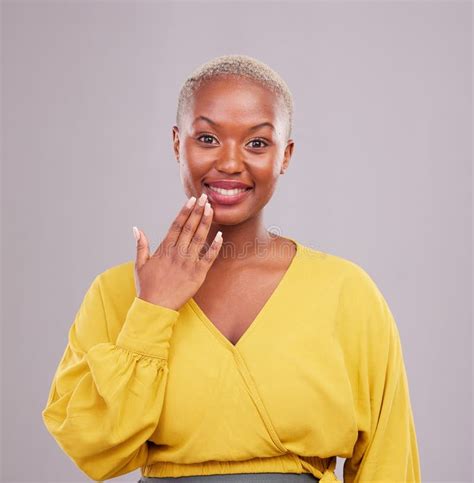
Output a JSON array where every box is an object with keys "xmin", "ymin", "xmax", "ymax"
[
  {"xmin": 204, "ymin": 183, "xmax": 253, "ymax": 206},
  {"xmin": 205, "ymin": 180, "xmax": 253, "ymax": 189}
]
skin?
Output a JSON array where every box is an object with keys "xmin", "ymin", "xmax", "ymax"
[
  {"xmin": 171, "ymin": 75, "xmax": 297, "ymax": 344},
  {"xmin": 172, "ymin": 75, "xmax": 295, "ymax": 268}
]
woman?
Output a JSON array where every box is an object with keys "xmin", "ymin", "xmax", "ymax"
[{"xmin": 42, "ymin": 54, "xmax": 421, "ymax": 482}]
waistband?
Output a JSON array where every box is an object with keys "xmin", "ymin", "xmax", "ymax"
[
  {"xmin": 139, "ymin": 473, "xmax": 319, "ymax": 482},
  {"xmin": 142, "ymin": 454, "xmax": 338, "ymax": 481}
]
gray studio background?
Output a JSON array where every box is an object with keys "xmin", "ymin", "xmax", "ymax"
[{"xmin": 2, "ymin": 1, "xmax": 471, "ymax": 482}]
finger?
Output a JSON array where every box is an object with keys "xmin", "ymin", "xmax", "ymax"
[
  {"xmin": 199, "ymin": 230, "xmax": 223, "ymax": 267},
  {"xmin": 159, "ymin": 196, "xmax": 197, "ymax": 255},
  {"xmin": 134, "ymin": 227, "xmax": 150, "ymax": 270},
  {"xmin": 187, "ymin": 201, "xmax": 213, "ymax": 260},
  {"xmin": 176, "ymin": 193, "xmax": 208, "ymax": 257}
]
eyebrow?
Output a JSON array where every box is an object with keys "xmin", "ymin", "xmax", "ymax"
[{"xmin": 192, "ymin": 115, "xmax": 275, "ymax": 132}]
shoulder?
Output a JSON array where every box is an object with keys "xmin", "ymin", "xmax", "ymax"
[
  {"xmin": 95, "ymin": 259, "xmax": 135, "ymax": 291},
  {"xmin": 93, "ymin": 259, "xmax": 136, "ymax": 314},
  {"xmin": 296, "ymin": 240, "xmax": 393, "ymax": 329},
  {"xmin": 295, "ymin": 239, "xmax": 378, "ymax": 290}
]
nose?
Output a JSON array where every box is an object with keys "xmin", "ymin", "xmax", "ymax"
[{"xmin": 214, "ymin": 142, "xmax": 245, "ymax": 173}]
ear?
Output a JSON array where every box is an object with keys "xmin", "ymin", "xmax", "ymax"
[
  {"xmin": 172, "ymin": 126, "xmax": 180, "ymax": 164},
  {"xmin": 280, "ymin": 139, "xmax": 295, "ymax": 174}
]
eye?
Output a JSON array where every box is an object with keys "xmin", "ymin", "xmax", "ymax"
[
  {"xmin": 196, "ymin": 134, "xmax": 218, "ymax": 145},
  {"xmin": 196, "ymin": 135, "xmax": 269, "ymax": 149},
  {"xmin": 248, "ymin": 138, "xmax": 269, "ymax": 149}
]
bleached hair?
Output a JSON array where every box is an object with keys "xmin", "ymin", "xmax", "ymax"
[{"xmin": 176, "ymin": 54, "xmax": 294, "ymax": 140}]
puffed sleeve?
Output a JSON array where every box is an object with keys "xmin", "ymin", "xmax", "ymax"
[
  {"xmin": 342, "ymin": 272, "xmax": 422, "ymax": 483},
  {"xmin": 41, "ymin": 272, "xmax": 180, "ymax": 481}
]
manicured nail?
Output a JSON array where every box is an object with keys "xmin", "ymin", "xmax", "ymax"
[
  {"xmin": 215, "ymin": 230, "xmax": 222, "ymax": 242},
  {"xmin": 198, "ymin": 192, "xmax": 208, "ymax": 206},
  {"xmin": 186, "ymin": 196, "xmax": 196, "ymax": 208},
  {"xmin": 204, "ymin": 202, "xmax": 212, "ymax": 216},
  {"xmin": 132, "ymin": 226, "xmax": 140, "ymax": 242}
]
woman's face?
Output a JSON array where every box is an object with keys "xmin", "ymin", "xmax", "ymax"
[{"xmin": 172, "ymin": 76, "xmax": 294, "ymax": 225}]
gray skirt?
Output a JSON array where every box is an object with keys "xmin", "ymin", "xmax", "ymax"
[{"xmin": 138, "ymin": 473, "xmax": 319, "ymax": 482}]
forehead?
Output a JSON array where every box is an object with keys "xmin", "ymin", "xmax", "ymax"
[{"xmin": 187, "ymin": 77, "xmax": 284, "ymax": 127}]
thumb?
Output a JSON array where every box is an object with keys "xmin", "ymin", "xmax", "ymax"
[{"xmin": 133, "ymin": 226, "xmax": 150, "ymax": 269}]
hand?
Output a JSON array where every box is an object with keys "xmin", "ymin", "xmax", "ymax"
[{"xmin": 132, "ymin": 193, "xmax": 223, "ymax": 311}]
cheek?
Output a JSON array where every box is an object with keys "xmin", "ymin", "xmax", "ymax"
[
  {"xmin": 179, "ymin": 160, "xmax": 209, "ymax": 194},
  {"xmin": 182, "ymin": 141, "xmax": 213, "ymax": 171},
  {"xmin": 251, "ymin": 159, "xmax": 281, "ymax": 183},
  {"xmin": 252, "ymin": 174, "xmax": 280, "ymax": 199},
  {"xmin": 180, "ymin": 139, "xmax": 197, "ymax": 164}
]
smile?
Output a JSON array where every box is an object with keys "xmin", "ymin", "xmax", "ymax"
[{"xmin": 204, "ymin": 184, "xmax": 253, "ymax": 206}]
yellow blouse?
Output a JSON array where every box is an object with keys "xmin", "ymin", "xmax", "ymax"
[{"xmin": 41, "ymin": 238, "xmax": 421, "ymax": 482}]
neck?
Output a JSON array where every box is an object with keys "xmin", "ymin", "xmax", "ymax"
[{"xmin": 205, "ymin": 211, "xmax": 277, "ymax": 266}]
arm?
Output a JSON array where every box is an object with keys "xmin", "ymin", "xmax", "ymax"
[
  {"xmin": 342, "ymin": 274, "xmax": 422, "ymax": 483},
  {"xmin": 41, "ymin": 273, "xmax": 180, "ymax": 481}
]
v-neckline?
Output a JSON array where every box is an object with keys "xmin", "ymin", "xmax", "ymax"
[{"xmin": 186, "ymin": 237, "xmax": 301, "ymax": 352}]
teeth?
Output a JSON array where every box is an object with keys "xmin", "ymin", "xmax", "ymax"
[{"xmin": 207, "ymin": 185, "xmax": 249, "ymax": 196}]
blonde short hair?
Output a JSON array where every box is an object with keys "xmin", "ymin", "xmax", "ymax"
[{"xmin": 176, "ymin": 54, "xmax": 294, "ymax": 141}]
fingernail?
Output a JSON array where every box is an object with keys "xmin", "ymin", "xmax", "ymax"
[
  {"xmin": 132, "ymin": 226, "xmax": 140, "ymax": 242},
  {"xmin": 198, "ymin": 192, "xmax": 208, "ymax": 206},
  {"xmin": 204, "ymin": 202, "xmax": 212, "ymax": 216},
  {"xmin": 186, "ymin": 196, "xmax": 196, "ymax": 208}
]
